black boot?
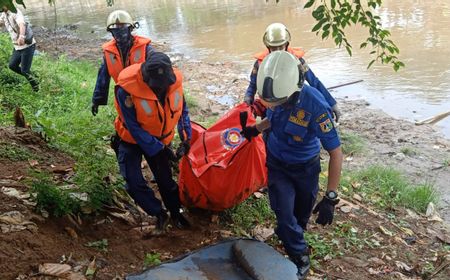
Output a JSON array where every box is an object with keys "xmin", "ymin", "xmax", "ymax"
[
  {"xmin": 156, "ymin": 211, "xmax": 169, "ymax": 232},
  {"xmin": 171, "ymin": 212, "xmax": 191, "ymax": 229},
  {"xmin": 289, "ymin": 253, "xmax": 310, "ymax": 280}
]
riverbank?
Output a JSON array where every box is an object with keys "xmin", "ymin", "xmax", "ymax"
[{"xmin": 0, "ymin": 27, "xmax": 449, "ymax": 279}]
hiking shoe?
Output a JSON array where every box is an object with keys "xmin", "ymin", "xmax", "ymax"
[
  {"xmin": 289, "ymin": 253, "xmax": 310, "ymax": 280},
  {"xmin": 171, "ymin": 212, "xmax": 191, "ymax": 229}
]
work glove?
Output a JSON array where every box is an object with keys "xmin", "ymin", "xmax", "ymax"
[
  {"xmin": 240, "ymin": 125, "xmax": 260, "ymax": 142},
  {"xmin": 313, "ymin": 196, "xmax": 339, "ymax": 226},
  {"xmin": 91, "ymin": 103, "xmax": 99, "ymax": 116},
  {"xmin": 331, "ymin": 104, "xmax": 342, "ymax": 123},
  {"xmin": 244, "ymin": 95, "xmax": 254, "ymax": 106},
  {"xmin": 176, "ymin": 140, "xmax": 191, "ymax": 159}
]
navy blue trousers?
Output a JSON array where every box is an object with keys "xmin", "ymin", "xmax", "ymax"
[
  {"xmin": 267, "ymin": 153, "xmax": 320, "ymax": 256},
  {"xmin": 118, "ymin": 141, "xmax": 181, "ymax": 217}
]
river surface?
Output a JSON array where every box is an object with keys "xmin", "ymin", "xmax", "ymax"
[{"xmin": 24, "ymin": 0, "xmax": 450, "ymax": 138}]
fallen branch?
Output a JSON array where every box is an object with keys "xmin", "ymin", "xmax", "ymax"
[
  {"xmin": 327, "ymin": 79, "xmax": 364, "ymax": 90},
  {"xmin": 415, "ymin": 110, "xmax": 450, "ymax": 125}
]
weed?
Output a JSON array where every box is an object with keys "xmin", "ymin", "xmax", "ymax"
[
  {"xmin": 339, "ymin": 130, "xmax": 366, "ymax": 155},
  {"xmin": 223, "ymin": 195, "xmax": 275, "ymax": 233},
  {"xmin": 304, "ymin": 232, "xmax": 336, "ymax": 261},
  {"xmin": 30, "ymin": 172, "xmax": 80, "ymax": 217},
  {"xmin": 0, "ymin": 142, "xmax": 36, "ymax": 161},
  {"xmin": 144, "ymin": 252, "xmax": 162, "ymax": 267},
  {"xmin": 85, "ymin": 239, "xmax": 108, "ymax": 252}
]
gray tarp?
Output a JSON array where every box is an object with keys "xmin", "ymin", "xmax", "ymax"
[{"xmin": 126, "ymin": 239, "xmax": 298, "ymax": 280}]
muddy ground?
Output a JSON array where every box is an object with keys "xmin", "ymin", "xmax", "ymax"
[{"xmin": 0, "ymin": 27, "xmax": 449, "ymax": 279}]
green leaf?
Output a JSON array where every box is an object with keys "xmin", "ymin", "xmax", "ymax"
[
  {"xmin": 360, "ymin": 42, "xmax": 368, "ymax": 48},
  {"xmin": 345, "ymin": 46, "xmax": 353, "ymax": 56},
  {"xmin": 312, "ymin": 18, "xmax": 327, "ymax": 32},
  {"xmin": 322, "ymin": 30, "xmax": 330, "ymax": 39},
  {"xmin": 331, "ymin": 0, "xmax": 336, "ymax": 9},
  {"xmin": 304, "ymin": 0, "xmax": 316, "ymax": 9},
  {"xmin": 367, "ymin": 60, "xmax": 376, "ymax": 69}
]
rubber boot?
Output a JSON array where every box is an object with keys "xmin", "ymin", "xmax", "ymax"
[
  {"xmin": 289, "ymin": 253, "xmax": 310, "ymax": 280},
  {"xmin": 171, "ymin": 212, "xmax": 191, "ymax": 229}
]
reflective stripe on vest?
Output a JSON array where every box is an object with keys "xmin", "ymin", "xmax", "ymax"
[{"xmin": 114, "ymin": 63, "xmax": 184, "ymax": 145}]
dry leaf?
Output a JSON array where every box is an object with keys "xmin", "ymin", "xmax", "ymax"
[
  {"xmin": 379, "ymin": 225, "xmax": 394, "ymax": 236},
  {"xmin": 65, "ymin": 227, "xmax": 78, "ymax": 239},
  {"xmin": 39, "ymin": 263, "xmax": 72, "ymax": 277},
  {"xmin": 28, "ymin": 159, "xmax": 39, "ymax": 166}
]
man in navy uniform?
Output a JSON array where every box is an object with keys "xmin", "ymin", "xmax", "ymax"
[{"xmin": 241, "ymin": 51, "xmax": 343, "ymax": 279}]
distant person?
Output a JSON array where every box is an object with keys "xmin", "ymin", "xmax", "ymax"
[
  {"xmin": 114, "ymin": 52, "xmax": 192, "ymax": 232},
  {"xmin": 241, "ymin": 51, "xmax": 343, "ymax": 280},
  {"xmin": 0, "ymin": 5, "xmax": 39, "ymax": 91},
  {"xmin": 91, "ymin": 10, "xmax": 153, "ymax": 116},
  {"xmin": 244, "ymin": 23, "xmax": 341, "ymax": 122}
]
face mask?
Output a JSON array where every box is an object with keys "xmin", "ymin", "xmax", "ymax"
[{"xmin": 110, "ymin": 26, "xmax": 132, "ymax": 48}]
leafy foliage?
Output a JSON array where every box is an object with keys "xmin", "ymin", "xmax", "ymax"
[
  {"xmin": 305, "ymin": 0, "xmax": 404, "ymax": 70},
  {"xmin": 0, "ymin": 33, "xmax": 121, "ymax": 216}
]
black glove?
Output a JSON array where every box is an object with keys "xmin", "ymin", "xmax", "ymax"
[
  {"xmin": 240, "ymin": 125, "xmax": 260, "ymax": 142},
  {"xmin": 176, "ymin": 140, "xmax": 190, "ymax": 159},
  {"xmin": 91, "ymin": 103, "xmax": 99, "ymax": 116},
  {"xmin": 313, "ymin": 196, "xmax": 339, "ymax": 226},
  {"xmin": 164, "ymin": 146, "xmax": 178, "ymax": 162},
  {"xmin": 244, "ymin": 95, "xmax": 254, "ymax": 105}
]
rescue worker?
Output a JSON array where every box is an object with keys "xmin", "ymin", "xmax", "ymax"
[
  {"xmin": 244, "ymin": 22, "xmax": 341, "ymax": 122},
  {"xmin": 0, "ymin": 5, "xmax": 39, "ymax": 91},
  {"xmin": 114, "ymin": 52, "xmax": 192, "ymax": 231},
  {"xmin": 241, "ymin": 51, "xmax": 343, "ymax": 279},
  {"xmin": 91, "ymin": 10, "xmax": 153, "ymax": 116}
]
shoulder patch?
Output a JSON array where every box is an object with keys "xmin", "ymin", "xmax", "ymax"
[
  {"xmin": 316, "ymin": 112, "xmax": 328, "ymax": 122},
  {"xmin": 289, "ymin": 109, "xmax": 311, "ymax": 127},
  {"xmin": 319, "ymin": 118, "xmax": 333, "ymax": 133},
  {"xmin": 125, "ymin": 95, "xmax": 134, "ymax": 108}
]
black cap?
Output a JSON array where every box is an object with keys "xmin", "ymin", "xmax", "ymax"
[{"xmin": 141, "ymin": 52, "xmax": 176, "ymax": 87}]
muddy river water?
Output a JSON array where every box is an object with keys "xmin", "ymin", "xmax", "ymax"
[{"xmin": 25, "ymin": 0, "xmax": 450, "ymax": 138}]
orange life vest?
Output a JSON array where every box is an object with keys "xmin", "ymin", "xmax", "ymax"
[
  {"xmin": 102, "ymin": 35, "xmax": 151, "ymax": 83},
  {"xmin": 254, "ymin": 47, "xmax": 305, "ymax": 64},
  {"xmin": 114, "ymin": 63, "xmax": 184, "ymax": 145}
]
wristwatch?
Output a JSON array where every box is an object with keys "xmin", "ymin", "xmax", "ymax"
[{"xmin": 325, "ymin": 190, "xmax": 338, "ymax": 201}]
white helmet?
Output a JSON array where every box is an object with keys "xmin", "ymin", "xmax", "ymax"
[
  {"xmin": 263, "ymin": 23, "xmax": 291, "ymax": 48},
  {"xmin": 257, "ymin": 51, "xmax": 303, "ymax": 107},
  {"xmin": 106, "ymin": 10, "xmax": 134, "ymax": 31}
]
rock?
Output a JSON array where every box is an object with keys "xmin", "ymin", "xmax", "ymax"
[
  {"xmin": 251, "ymin": 224, "xmax": 274, "ymax": 241},
  {"xmin": 353, "ymin": 193, "xmax": 363, "ymax": 202},
  {"xmin": 393, "ymin": 153, "xmax": 406, "ymax": 161},
  {"xmin": 426, "ymin": 202, "xmax": 443, "ymax": 222},
  {"xmin": 340, "ymin": 206, "xmax": 352, "ymax": 213}
]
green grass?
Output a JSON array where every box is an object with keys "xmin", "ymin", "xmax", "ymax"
[
  {"xmin": 223, "ymin": 195, "xmax": 275, "ymax": 234},
  {"xmin": 339, "ymin": 130, "xmax": 366, "ymax": 155},
  {"xmin": 85, "ymin": 239, "xmax": 109, "ymax": 252},
  {"xmin": 0, "ymin": 142, "xmax": 37, "ymax": 161},
  {"xmin": 0, "ymin": 33, "xmax": 120, "ymax": 215},
  {"xmin": 0, "ymin": 33, "xmax": 200, "ymax": 216},
  {"xmin": 344, "ymin": 165, "xmax": 438, "ymax": 213}
]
